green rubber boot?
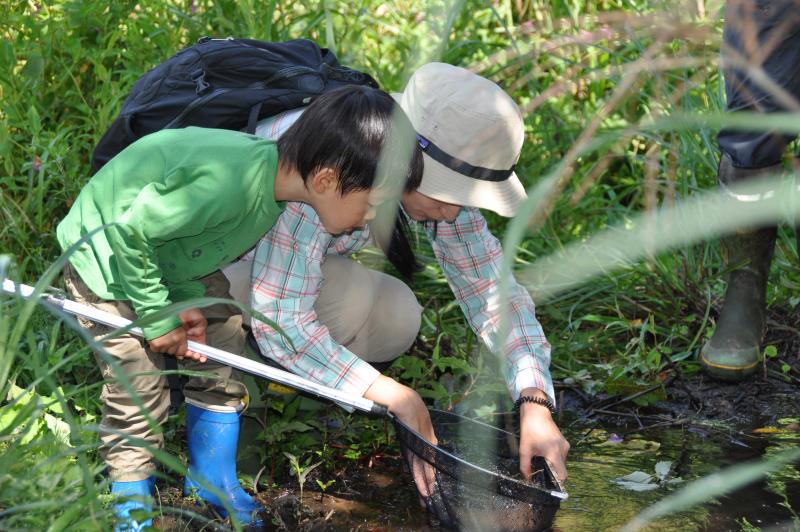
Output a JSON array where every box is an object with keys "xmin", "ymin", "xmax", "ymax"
[{"xmin": 700, "ymin": 154, "xmax": 780, "ymax": 381}]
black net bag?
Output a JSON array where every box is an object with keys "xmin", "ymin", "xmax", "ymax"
[{"xmin": 394, "ymin": 409, "xmax": 565, "ymax": 531}]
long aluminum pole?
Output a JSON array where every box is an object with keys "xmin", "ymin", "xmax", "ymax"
[{"xmin": 2, "ymin": 279, "xmax": 388, "ymax": 416}]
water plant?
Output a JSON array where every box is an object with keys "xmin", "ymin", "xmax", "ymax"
[{"xmin": 612, "ymin": 460, "xmax": 684, "ymax": 492}]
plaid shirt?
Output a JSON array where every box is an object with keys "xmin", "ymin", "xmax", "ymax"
[{"xmin": 250, "ymin": 202, "xmax": 554, "ymax": 403}]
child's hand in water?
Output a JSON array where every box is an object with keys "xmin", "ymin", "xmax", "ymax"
[{"xmin": 148, "ymin": 308, "xmax": 208, "ymax": 362}]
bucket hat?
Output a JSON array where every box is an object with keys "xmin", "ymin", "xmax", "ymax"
[{"xmin": 394, "ymin": 62, "xmax": 528, "ymax": 217}]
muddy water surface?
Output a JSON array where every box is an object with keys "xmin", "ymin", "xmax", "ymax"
[
  {"xmin": 556, "ymin": 419, "xmax": 800, "ymax": 530},
  {"xmin": 159, "ymin": 397, "xmax": 800, "ymax": 530},
  {"xmin": 242, "ymin": 416, "xmax": 800, "ymax": 530}
]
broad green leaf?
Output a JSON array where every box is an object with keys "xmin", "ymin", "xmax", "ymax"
[
  {"xmin": 654, "ymin": 461, "xmax": 673, "ymax": 480},
  {"xmin": 617, "ymin": 471, "xmax": 653, "ymax": 484},
  {"xmin": 43, "ymin": 412, "xmax": 72, "ymax": 447},
  {"xmin": 622, "ymin": 447, "xmax": 800, "ymax": 531},
  {"xmin": 21, "ymin": 53, "xmax": 44, "ymax": 83},
  {"xmin": 615, "ymin": 481, "xmax": 660, "ymax": 492},
  {"xmin": 613, "ymin": 471, "xmax": 659, "ymax": 492}
]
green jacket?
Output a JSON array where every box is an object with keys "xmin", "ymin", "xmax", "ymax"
[{"xmin": 57, "ymin": 127, "xmax": 283, "ymax": 339}]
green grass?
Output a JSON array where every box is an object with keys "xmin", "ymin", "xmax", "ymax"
[{"xmin": 2, "ymin": 0, "xmax": 799, "ymax": 529}]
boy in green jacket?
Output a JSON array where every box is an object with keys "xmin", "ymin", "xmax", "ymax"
[{"xmin": 57, "ymin": 85, "xmax": 422, "ymax": 530}]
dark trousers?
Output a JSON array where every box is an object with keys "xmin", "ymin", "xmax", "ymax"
[{"xmin": 717, "ymin": 0, "xmax": 800, "ymax": 171}]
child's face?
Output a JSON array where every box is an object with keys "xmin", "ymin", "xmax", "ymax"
[
  {"xmin": 309, "ymin": 169, "xmax": 394, "ymax": 235},
  {"xmin": 310, "ymin": 170, "xmax": 400, "ymax": 235},
  {"xmin": 317, "ymin": 187, "xmax": 373, "ymax": 235}
]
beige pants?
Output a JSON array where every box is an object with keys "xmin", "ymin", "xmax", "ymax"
[
  {"xmin": 64, "ymin": 265, "xmax": 247, "ymax": 482},
  {"xmin": 224, "ymin": 255, "xmax": 422, "ymax": 364}
]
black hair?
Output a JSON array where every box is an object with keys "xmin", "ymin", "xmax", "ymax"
[
  {"xmin": 384, "ymin": 209, "xmax": 421, "ymax": 281},
  {"xmin": 279, "ymin": 84, "xmax": 424, "ymax": 281},
  {"xmin": 370, "ymin": 196, "xmax": 424, "ymax": 282},
  {"xmin": 277, "ymin": 85, "xmax": 423, "ymax": 194},
  {"xmin": 369, "ymin": 149, "xmax": 425, "ymax": 282}
]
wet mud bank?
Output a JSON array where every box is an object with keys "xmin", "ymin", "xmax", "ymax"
[
  {"xmin": 154, "ymin": 455, "xmax": 434, "ymax": 531},
  {"xmin": 558, "ymin": 361, "xmax": 800, "ymax": 531}
]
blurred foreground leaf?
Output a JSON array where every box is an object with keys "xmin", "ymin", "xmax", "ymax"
[{"xmin": 622, "ymin": 447, "xmax": 800, "ymax": 531}]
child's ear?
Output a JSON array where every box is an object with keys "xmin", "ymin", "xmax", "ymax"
[{"xmin": 308, "ymin": 167, "xmax": 338, "ymax": 195}]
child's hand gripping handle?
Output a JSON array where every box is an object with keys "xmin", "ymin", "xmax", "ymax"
[{"xmin": 148, "ymin": 308, "xmax": 208, "ymax": 362}]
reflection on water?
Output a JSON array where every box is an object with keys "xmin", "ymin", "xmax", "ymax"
[
  {"xmin": 239, "ymin": 406, "xmax": 799, "ymax": 531},
  {"xmin": 556, "ymin": 421, "xmax": 800, "ymax": 531}
]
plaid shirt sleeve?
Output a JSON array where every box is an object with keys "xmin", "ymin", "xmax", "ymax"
[
  {"xmin": 250, "ymin": 201, "xmax": 380, "ymax": 397},
  {"xmin": 423, "ymin": 207, "xmax": 555, "ymax": 403}
]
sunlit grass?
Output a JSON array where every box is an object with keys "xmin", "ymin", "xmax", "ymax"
[{"xmin": 2, "ymin": 0, "xmax": 799, "ymax": 528}]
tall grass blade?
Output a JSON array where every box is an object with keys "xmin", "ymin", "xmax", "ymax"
[{"xmin": 621, "ymin": 447, "xmax": 800, "ymax": 532}]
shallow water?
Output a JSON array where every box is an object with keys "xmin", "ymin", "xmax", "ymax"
[
  {"xmin": 555, "ymin": 420, "xmax": 799, "ymax": 530},
  {"xmin": 237, "ymin": 409, "xmax": 800, "ymax": 531}
]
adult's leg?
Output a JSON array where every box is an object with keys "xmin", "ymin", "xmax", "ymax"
[
  {"xmin": 717, "ymin": 0, "xmax": 800, "ymax": 168},
  {"xmin": 221, "ymin": 259, "xmax": 252, "ymax": 313},
  {"xmin": 703, "ymin": 0, "xmax": 800, "ymax": 380},
  {"xmin": 314, "ymin": 255, "xmax": 422, "ymax": 369},
  {"xmin": 225, "ymin": 254, "xmax": 422, "ymax": 369},
  {"xmin": 701, "ymin": 156, "xmax": 779, "ymax": 380}
]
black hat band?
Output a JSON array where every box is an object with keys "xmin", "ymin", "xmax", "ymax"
[{"xmin": 416, "ymin": 134, "xmax": 515, "ymax": 182}]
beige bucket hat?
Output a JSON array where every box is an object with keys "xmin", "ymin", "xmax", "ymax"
[{"xmin": 394, "ymin": 62, "xmax": 528, "ymax": 218}]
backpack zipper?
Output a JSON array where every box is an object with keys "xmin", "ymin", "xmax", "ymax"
[
  {"xmin": 197, "ymin": 40, "xmax": 325, "ymax": 87},
  {"xmin": 259, "ymin": 65, "xmax": 321, "ymax": 88},
  {"xmin": 163, "ymin": 87, "xmax": 231, "ymax": 129},
  {"xmin": 164, "ymin": 65, "xmax": 321, "ymax": 129}
]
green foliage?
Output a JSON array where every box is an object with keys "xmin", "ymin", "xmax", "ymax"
[
  {"xmin": 1, "ymin": 260, "xmax": 110, "ymax": 528},
  {"xmin": 283, "ymin": 451, "xmax": 322, "ymax": 513},
  {"xmin": 0, "ymin": 0, "xmax": 744, "ymax": 408},
  {"xmin": 621, "ymin": 446, "xmax": 800, "ymax": 531},
  {"xmin": 3, "ymin": 0, "xmax": 799, "ymax": 528},
  {"xmin": 612, "ymin": 460, "xmax": 683, "ymax": 492}
]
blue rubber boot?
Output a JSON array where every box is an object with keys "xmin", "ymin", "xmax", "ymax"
[
  {"xmin": 111, "ymin": 477, "xmax": 155, "ymax": 531},
  {"xmin": 183, "ymin": 404, "xmax": 265, "ymax": 527}
]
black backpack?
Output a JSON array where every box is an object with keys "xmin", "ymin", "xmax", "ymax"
[{"xmin": 91, "ymin": 37, "xmax": 379, "ymax": 173}]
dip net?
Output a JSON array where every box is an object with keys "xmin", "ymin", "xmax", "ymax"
[{"xmin": 393, "ymin": 409, "xmax": 563, "ymax": 531}]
